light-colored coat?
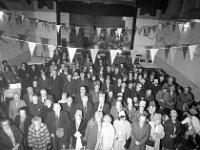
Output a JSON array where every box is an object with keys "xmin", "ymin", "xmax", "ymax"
[
  {"xmin": 8, "ymin": 99, "xmax": 27, "ymax": 121},
  {"xmin": 113, "ymin": 119, "xmax": 132, "ymax": 150}
]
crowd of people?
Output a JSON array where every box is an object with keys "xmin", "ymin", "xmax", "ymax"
[{"xmin": 0, "ymin": 49, "xmax": 200, "ymax": 150}]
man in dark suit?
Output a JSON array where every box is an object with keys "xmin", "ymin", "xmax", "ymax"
[
  {"xmin": 37, "ymin": 71, "xmax": 51, "ymax": 92},
  {"xmin": 100, "ymin": 77, "xmax": 115, "ymax": 94},
  {"xmin": 46, "ymin": 103, "xmax": 71, "ymax": 150},
  {"xmin": 49, "ymin": 70, "xmax": 63, "ymax": 102},
  {"xmin": 94, "ymin": 94, "xmax": 110, "ymax": 115},
  {"xmin": 75, "ymin": 95, "xmax": 94, "ymax": 121}
]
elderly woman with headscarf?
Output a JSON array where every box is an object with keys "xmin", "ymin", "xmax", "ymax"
[
  {"xmin": 146, "ymin": 113, "xmax": 165, "ymax": 150},
  {"xmin": 95, "ymin": 114, "xmax": 115, "ymax": 150},
  {"xmin": 161, "ymin": 110, "xmax": 181, "ymax": 150},
  {"xmin": 113, "ymin": 110, "xmax": 132, "ymax": 150},
  {"xmin": 70, "ymin": 109, "xmax": 87, "ymax": 150},
  {"xmin": 84, "ymin": 111, "xmax": 103, "ymax": 150}
]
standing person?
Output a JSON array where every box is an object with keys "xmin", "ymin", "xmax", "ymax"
[
  {"xmin": 37, "ymin": 71, "xmax": 51, "ymax": 92},
  {"xmin": 49, "ymin": 70, "xmax": 63, "ymax": 102},
  {"xmin": 85, "ymin": 111, "xmax": 103, "ymax": 150},
  {"xmin": 94, "ymin": 94, "xmax": 110, "ymax": 115},
  {"xmin": 95, "ymin": 115, "xmax": 115, "ymax": 150},
  {"xmin": 146, "ymin": 114, "xmax": 165, "ymax": 150},
  {"xmin": 46, "ymin": 103, "xmax": 71, "ymax": 150},
  {"xmin": 40, "ymin": 99, "xmax": 53, "ymax": 122},
  {"xmin": 113, "ymin": 111, "xmax": 132, "ymax": 150},
  {"xmin": 129, "ymin": 115, "xmax": 151, "ymax": 150},
  {"xmin": 27, "ymin": 116, "xmax": 51, "ymax": 150},
  {"xmin": 161, "ymin": 110, "xmax": 181, "ymax": 150},
  {"xmin": 8, "ymin": 92, "xmax": 27, "ymax": 121},
  {"xmin": 14, "ymin": 107, "xmax": 32, "ymax": 149},
  {"xmin": 0, "ymin": 118, "xmax": 25, "ymax": 150},
  {"xmin": 70, "ymin": 110, "xmax": 87, "ymax": 149}
]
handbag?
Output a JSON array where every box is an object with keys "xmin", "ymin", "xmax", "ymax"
[{"xmin": 146, "ymin": 140, "xmax": 154, "ymax": 147}]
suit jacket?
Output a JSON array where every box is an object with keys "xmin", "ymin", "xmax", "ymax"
[
  {"xmin": 46, "ymin": 111, "xmax": 71, "ymax": 148},
  {"xmin": 60, "ymin": 102, "xmax": 77, "ymax": 120},
  {"xmin": 62, "ymin": 79, "xmax": 76, "ymax": 96},
  {"xmin": 75, "ymin": 101, "xmax": 94, "ymax": 121},
  {"xmin": 37, "ymin": 76, "xmax": 51, "ymax": 92},
  {"xmin": 49, "ymin": 76, "xmax": 63, "ymax": 102},
  {"xmin": 70, "ymin": 118, "xmax": 87, "ymax": 147},
  {"xmin": 90, "ymin": 90, "xmax": 104, "ymax": 104},
  {"xmin": 110, "ymin": 106, "xmax": 127, "ymax": 120},
  {"xmin": 8, "ymin": 100, "xmax": 27, "ymax": 121},
  {"xmin": 94, "ymin": 102, "xmax": 110, "ymax": 115},
  {"xmin": 100, "ymin": 83, "xmax": 115, "ymax": 93}
]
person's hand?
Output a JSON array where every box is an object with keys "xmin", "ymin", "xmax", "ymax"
[{"xmin": 135, "ymin": 141, "xmax": 140, "ymax": 145}]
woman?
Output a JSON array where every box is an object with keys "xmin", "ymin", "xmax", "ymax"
[
  {"xmin": 161, "ymin": 110, "xmax": 181, "ymax": 150},
  {"xmin": 85, "ymin": 111, "xmax": 103, "ymax": 150},
  {"xmin": 96, "ymin": 115, "xmax": 115, "ymax": 150},
  {"xmin": 146, "ymin": 114, "xmax": 165, "ymax": 150},
  {"xmin": 70, "ymin": 110, "xmax": 87, "ymax": 149},
  {"xmin": 27, "ymin": 116, "xmax": 51, "ymax": 150},
  {"xmin": 113, "ymin": 111, "xmax": 132, "ymax": 150},
  {"xmin": 0, "ymin": 118, "xmax": 24, "ymax": 150}
]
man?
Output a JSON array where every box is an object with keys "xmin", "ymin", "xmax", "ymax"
[
  {"xmin": 37, "ymin": 71, "xmax": 51, "ymax": 92},
  {"xmin": 133, "ymin": 83, "xmax": 145, "ymax": 99},
  {"xmin": 115, "ymin": 82, "xmax": 130, "ymax": 102},
  {"xmin": 49, "ymin": 70, "xmax": 63, "ymax": 102},
  {"xmin": 62, "ymin": 73, "xmax": 76, "ymax": 96},
  {"xmin": 110, "ymin": 100, "xmax": 127, "ymax": 120},
  {"xmin": 76, "ymin": 95, "xmax": 94, "ymax": 121},
  {"xmin": 41, "ymin": 99, "xmax": 53, "ymax": 122},
  {"xmin": 8, "ymin": 92, "xmax": 27, "ymax": 121},
  {"xmin": 90, "ymin": 80, "xmax": 103, "ymax": 104},
  {"xmin": 74, "ymin": 86, "xmax": 89, "ymax": 103},
  {"xmin": 177, "ymin": 87, "xmax": 194, "ymax": 111},
  {"xmin": 129, "ymin": 115, "xmax": 150, "ymax": 150},
  {"xmin": 156, "ymin": 87, "xmax": 170, "ymax": 109},
  {"xmin": 100, "ymin": 77, "xmax": 115, "ymax": 94},
  {"xmin": 75, "ymin": 72, "xmax": 90, "ymax": 92},
  {"xmin": 46, "ymin": 103, "xmax": 71, "ymax": 150},
  {"xmin": 28, "ymin": 116, "xmax": 51, "ymax": 150},
  {"xmin": 94, "ymin": 94, "xmax": 110, "ymax": 115},
  {"xmin": 38, "ymin": 89, "xmax": 54, "ymax": 105}
]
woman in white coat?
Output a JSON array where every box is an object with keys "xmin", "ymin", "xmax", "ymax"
[
  {"xmin": 146, "ymin": 113, "xmax": 165, "ymax": 150},
  {"xmin": 113, "ymin": 111, "xmax": 132, "ymax": 150},
  {"xmin": 95, "ymin": 115, "xmax": 115, "ymax": 150}
]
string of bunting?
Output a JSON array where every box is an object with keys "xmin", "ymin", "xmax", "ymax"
[
  {"xmin": 0, "ymin": 34, "xmax": 199, "ymax": 64},
  {"xmin": 1, "ymin": 10, "xmax": 198, "ymax": 36}
]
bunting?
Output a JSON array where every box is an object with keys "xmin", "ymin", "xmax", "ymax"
[
  {"xmin": 150, "ymin": 49, "xmax": 159, "ymax": 62},
  {"xmin": 117, "ymin": 28, "xmax": 122, "ymax": 36},
  {"xmin": 68, "ymin": 47, "xmax": 77, "ymax": 63},
  {"xmin": 21, "ymin": 14, "xmax": 25, "ymax": 22},
  {"xmin": 107, "ymin": 28, "xmax": 111, "ymax": 37},
  {"xmin": 27, "ymin": 42, "xmax": 37, "ymax": 56},
  {"xmin": 178, "ymin": 24, "xmax": 183, "ymax": 33},
  {"xmin": 188, "ymin": 45, "xmax": 197, "ymax": 61},
  {"xmin": 18, "ymin": 34, "xmax": 27, "ymax": 49},
  {"xmin": 170, "ymin": 47, "xmax": 177, "ymax": 62},
  {"xmin": 137, "ymin": 28, "xmax": 142, "ymax": 36},
  {"xmin": 48, "ymin": 45, "xmax": 57, "ymax": 58},
  {"xmin": 90, "ymin": 48, "xmax": 99, "ymax": 63},
  {"xmin": 96, "ymin": 28, "xmax": 101, "ymax": 36},
  {"xmin": 41, "ymin": 37, "xmax": 49, "ymax": 51},
  {"xmin": 182, "ymin": 47, "xmax": 188, "ymax": 59},
  {"xmin": 110, "ymin": 50, "xmax": 119, "ymax": 64},
  {"xmin": 131, "ymin": 50, "xmax": 137, "ymax": 64},
  {"xmin": 56, "ymin": 25, "xmax": 61, "ymax": 33}
]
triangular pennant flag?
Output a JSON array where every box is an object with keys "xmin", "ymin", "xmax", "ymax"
[
  {"xmin": 137, "ymin": 28, "xmax": 142, "ymax": 36},
  {"xmin": 15, "ymin": 16, "xmax": 21, "ymax": 26},
  {"xmin": 35, "ymin": 19, "xmax": 39, "ymax": 28},
  {"xmin": 170, "ymin": 47, "xmax": 177, "ymax": 62},
  {"xmin": 75, "ymin": 26, "xmax": 80, "ymax": 35},
  {"xmin": 147, "ymin": 27, "xmax": 151, "ymax": 35},
  {"xmin": 131, "ymin": 50, "xmax": 137, "ymax": 64},
  {"xmin": 107, "ymin": 28, "xmax": 111, "ymax": 37},
  {"xmin": 151, "ymin": 25, "xmax": 157, "ymax": 33},
  {"xmin": 41, "ymin": 37, "xmax": 49, "ymax": 51},
  {"xmin": 96, "ymin": 27, "xmax": 101, "ymax": 36},
  {"xmin": 178, "ymin": 24, "xmax": 183, "ymax": 33},
  {"xmin": 90, "ymin": 48, "xmax": 99, "ymax": 64},
  {"xmin": 110, "ymin": 50, "xmax": 119, "ymax": 64},
  {"xmin": 143, "ymin": 27, "xmax": 148, "ymax": 36},
  {"xmin": 117, "ymin": 28, "xmax": 122, "ymax": 36},
  {"xmin": 182, "ymin": 46, "xmax": 188, "ymax": 59},
  {"xmin": 188, "ymin": 45, "xmax": 197, "ymax": 61},
  {"xmin": 56, "ymin": 25, "xmax": 61, "ymax": 33},
  {"xmin": 21, "ymin": 14, "xmax": 25, "ymax": 22},
  {"xmin": 27, "ymin": 42, "xmax": 37, "ymax": 56},
  {"xmin": 165, "ymin": 48, "xmax": 170, "ymax": 60},
  {"xmin": 47, "ymin": 45, "xmax": 57, "ymax": 58},
  {"xmin": 7, "ymin": 13, "xmax": 12, "ymax": 22},
  {"xmin": 150, "ymin": 48, "xmax": 159, "ymax": 62},
  {"xmin": 68, "ymin": 47, "xmax": 77, "ymax": 63}
]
